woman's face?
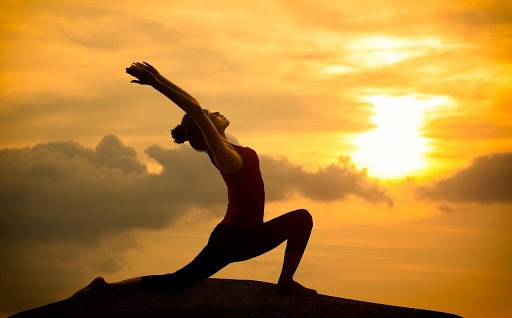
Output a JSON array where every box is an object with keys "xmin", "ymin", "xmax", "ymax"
[{"xmin": 204, "ymin": 109, "xmax": 230, "ymax": 133}]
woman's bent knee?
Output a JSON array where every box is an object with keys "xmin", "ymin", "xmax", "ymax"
[{"xmin": 295, "ymin": 209, "xmax": 313, "ymax": 229}]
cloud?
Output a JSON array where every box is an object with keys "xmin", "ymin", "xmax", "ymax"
[
  {"xmin": 416, "ymin": 152, "xmax": 512, "ymax": 203},
  {"xmin": 261, "ymin": 155, "xmax": 393, "ymax": 207},
  {"xmin": 0, "ymin": 135, "xmax": 392, "ymax": 244},
  {"xmin": 0, "ymin": 135, "xmax": 226, "ymax": 244}
]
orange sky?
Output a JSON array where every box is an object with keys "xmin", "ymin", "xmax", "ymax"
[{"xmin": 1, "ymin": 1, "xmax": 511, "ymax": 317}]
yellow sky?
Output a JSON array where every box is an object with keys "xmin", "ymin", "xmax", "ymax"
[{"xmin": 1, "ymin": 0, "xmax": 511, "ymax": 317}]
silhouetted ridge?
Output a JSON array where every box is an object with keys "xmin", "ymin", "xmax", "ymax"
[{"xmin": 10, "ymin": 278, "xmax": 463, "ymax": 318}]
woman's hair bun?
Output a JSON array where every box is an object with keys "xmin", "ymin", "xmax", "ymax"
[{"xmin": 171, "ymin": 124, "xmax": 189, "ymax": 144}]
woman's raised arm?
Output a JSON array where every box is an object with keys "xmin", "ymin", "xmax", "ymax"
[
  {"xmin": 135, "ymin": 62, "xmax": 199, "ymax": 104},
  {"xmin": 126, "ymin": 63, "xmax": 201, "ymax": 114},
  {"xmin": 126, "ymin": 62, "xmax": 242, "ymax": 172}
]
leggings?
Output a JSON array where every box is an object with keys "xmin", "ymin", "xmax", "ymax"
[{"xmin": 139, "ymin": 209, "xmax": 313, "ymax": 294}]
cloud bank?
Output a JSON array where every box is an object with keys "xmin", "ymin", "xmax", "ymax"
[
  {"xmin": 416, "ymin": 152, "xmax": 512, "ymax": 203},
  {"xmin": 261, "ymin": 155, "xmax": 393, "ymax": 206},
  {"xmin": 0, "ymin": 135, "xmax": 392, "ymax": 244}
]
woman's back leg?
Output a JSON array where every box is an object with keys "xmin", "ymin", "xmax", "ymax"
[{"xmin": 139, "ymin": 225, "xmax": 230, "ymax": 295}]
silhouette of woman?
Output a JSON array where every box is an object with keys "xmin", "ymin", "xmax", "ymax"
[{"xmin": 69, "ymin": 62, "xmax": 316, "ymax": 299}]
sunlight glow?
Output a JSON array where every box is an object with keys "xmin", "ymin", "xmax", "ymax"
[
  {"xmin": 350, "ymin": 95, "xmax": 451, "ymax": 179},
  {"xmin": 346, "ymin": 37, "xmax": 443, "ymax": 67},
  {"xmin": 322, "ymin": 64, "xmax": 356, "ymax": 75}
]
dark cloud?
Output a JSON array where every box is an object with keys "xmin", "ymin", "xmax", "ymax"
[
  {"xmin": 261, "ymin": 155, "xmax": 393, "ymax": 207},
  {"xmin": 0, "ymin": 135, "xmax": 226, "ymax": 244},
  {"xmin": 416, "ymin": 152, "xmax": 512, "ymax": 203},
  {"xmin": 91, "ymin": 134, "xmax": 147, "ymax": 174},
  {"xmin": 0, "ymin": 135, "xmax": 392, "ymax": 244}
]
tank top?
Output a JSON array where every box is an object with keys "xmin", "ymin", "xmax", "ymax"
[{"xmin": 207, "ymin": 143, "xmax": 265, "ymax": 226}]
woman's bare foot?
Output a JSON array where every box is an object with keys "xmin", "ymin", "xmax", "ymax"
[
  {"xmin": 68, "ymin": 276, "xmax": 108, "ymax": 300},
  {"xmin": 275, "ymin": 279, "xmax": 317, "ymax": 296}
]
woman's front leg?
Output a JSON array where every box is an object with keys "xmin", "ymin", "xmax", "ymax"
[
  {"xmin": 239, "ymin": 209, "xmax": 316, "ymax": 295},
  {"xmin": 235, "ymin": 209, "xmax": 313, "ymax": 262}
]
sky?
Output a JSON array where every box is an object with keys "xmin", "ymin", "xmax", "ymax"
[{"xmin": 1, "ymin": 0, "xmax": 511, "ymax": 317}]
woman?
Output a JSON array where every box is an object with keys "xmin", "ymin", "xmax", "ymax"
[{"xmin": 70, "ymin": 62, "xmax": 316, "ymax": 299}]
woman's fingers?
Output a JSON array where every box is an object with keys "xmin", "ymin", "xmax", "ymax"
[
  {"xmin": 131, "ymin": 62, "xmax": 151, "ymax": 73},
  {"xmin": 128, "ymin": 62, "xmax": 156, "ymax": 74},
  {"xmin": 130, "ymin": 62, "xmax": 145, "ymax": 70},
  {"xmin": 126, "ymin": 68, "xmax": 139, "ymax": 76},
  {"xmin": 126, "ymin": 63, "xmax": 156, "ymax": 85},
  {"xmin": 142, "ymin": 61, "xmax": 157, "ymax": 72},
  {"xmin": 127, "ymin": 67, "xmax": 141, "ymax": 81},
  {"xmin": 127, "ymin": 65, "xmax": 144, "ymax": 74},
  {"xmin": 138, "ymin": 62, "xmax": 153, "ymax": 72},
  {"xmin": 126, "ymin": 64, "xmax": 157, "ymax": 85}
]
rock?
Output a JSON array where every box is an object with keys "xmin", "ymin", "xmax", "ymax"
[{"xmin": 9, "ymin": 278, "xmax": 463, "ymax": 318}]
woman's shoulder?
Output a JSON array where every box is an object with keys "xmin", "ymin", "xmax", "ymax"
[
  {"xmin": 227, "ymin": 143, "xmax": 247, "ymax": 159},
  {"xmin": 206, "ymin": 141, "xmax": 242, "ymax": 153},
  {"xmin": 228, "ymin": 142, "xmax": 253, "ymax": 151},
  {"xmin": 205, "ymin": 140, "xmax": 250, "ymax": 157},
  {"xmin": 228, "ymin": 142, "xmax": 243, "ymax": 149},
  {"xmin": 207, "ymin": 141, "xmax": 245, "ymax": 173}
]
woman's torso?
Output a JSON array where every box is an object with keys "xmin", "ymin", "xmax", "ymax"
[{"xmin": 207, "ymin": 143, "xmax": 265, "ymax": 226}]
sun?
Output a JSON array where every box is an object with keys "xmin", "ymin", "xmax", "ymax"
[{"xmin": 350, "ymin": 94, "xmax": 451, "ymax": 179}]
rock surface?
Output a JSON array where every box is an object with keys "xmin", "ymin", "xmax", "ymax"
[{"xmin": 10, "ymin": 278, "xmax": 462, "ymax": 318}]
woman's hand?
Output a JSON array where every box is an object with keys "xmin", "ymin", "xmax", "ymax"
[
  {"xmin": 126, "ymin": 62, "xmax": 159, "ymax": 86},
  {"xmin": 136, "ymin": 61, "xmax": 161, "ymax": 78}
]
